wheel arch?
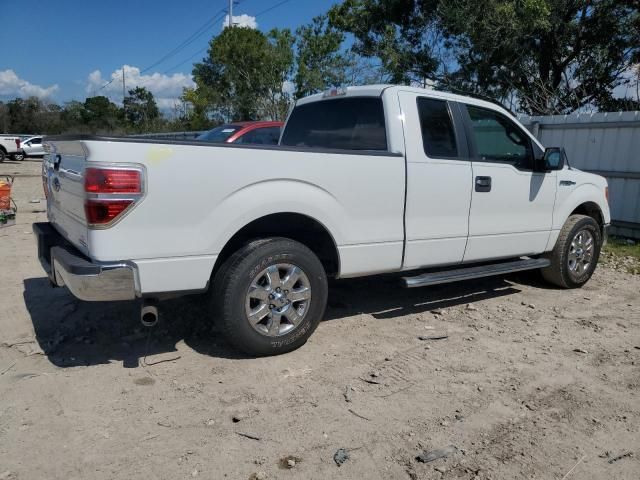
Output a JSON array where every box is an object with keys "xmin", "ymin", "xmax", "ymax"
[
  {"xmin": 211, "ymin": 212, "xmax": 341, "ymax": 280},
  {"xmin": 570, "ymin": 201, "xmax": 605, "ymax": 230},
  {"xmin": 547, "ymin": 184, "xmax": 610, "ymax": 252}
]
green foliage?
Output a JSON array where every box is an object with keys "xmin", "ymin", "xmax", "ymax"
[
  {"xmin": 3, "ymin": 97, "xmax": 64, "ymax": 134},
  {"xmin": 191, "ymin": 26, "xmax": 294, "ymax": 121},
  {"xmin": 83, "ymin": 96, "xmax": 121, "ymax": 132},
  {"xmin": 440, "ymin": 0, "xmax": 640, "ymax": 114},
  {"xmin": 123, "ymin": 87, "xmax": 160, "ymax": 131},
  {"xmin": 294, "ymin": 15, "xmax": 350, "ymax": 99},
  {"xmin": 329, "ymin": 0, "xmax": 640, "ymax": 114},
  {"xmin": 328, "ymin": 0, "xmax": 443, "ymax": 85}
]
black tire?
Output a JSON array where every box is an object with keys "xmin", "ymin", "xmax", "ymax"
[
  {"xmin": 0, "ymin": 149, "xmax": 5, "ymax": 163},
  {"xmin": 12, "ymin": 152, "xmax": 25, "ymax": 161},
  {"xmin": 211, "ymin": 237, "xmax": 328, "ymax": 356},
  {"xmin": 541, "ymin": 214, "xmax": 602, "ymax": 288}
]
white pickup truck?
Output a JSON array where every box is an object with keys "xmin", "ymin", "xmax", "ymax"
[
  {"xmin": 0, "ymin": 135, "xmax": 22, "ymax": 162},
  {"xmin": 34, "ymin": 85, "xmax": 610, "ymax": 356}
]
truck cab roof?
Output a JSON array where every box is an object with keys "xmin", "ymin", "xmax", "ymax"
[{"xmin": 297, "ymin": 84, "xmax": 517, "ymax": 121}]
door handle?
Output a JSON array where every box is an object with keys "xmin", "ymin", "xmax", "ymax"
[{"xmin": 475, "ymin": 176, "xmax": 492, "ymax": 192}]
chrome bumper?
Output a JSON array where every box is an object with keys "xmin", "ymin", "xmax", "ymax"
[{"xmin": 33, "ymin": 222, "xmax": 137, "ymax": 301}]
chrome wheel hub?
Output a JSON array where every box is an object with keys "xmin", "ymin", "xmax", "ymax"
[
  {"xmin": 245, "ymin": 263, "xmax": 311, "ymax": 337},
  {"xmin": 568, "ymin": 229, "xmax": 594, "ymax": 276}
]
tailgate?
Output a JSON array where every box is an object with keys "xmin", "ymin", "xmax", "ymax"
[{"xmin": 43, "ymin": 140, "xmax": 89, "ymax": 256}]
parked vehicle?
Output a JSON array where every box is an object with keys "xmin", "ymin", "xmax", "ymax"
[
  {"xmin": 196, "ymin": 121, "xmax": 282, "ymax": 145},
  {"xmin": 0, "ymin": 135, "xmax": 21, "ymax": 162},
  {"xmin": 34, "ymin": 85, "xmax": 610, "ymax": 356},
  {"xmin": 15, "ymin": 136, "xmax": 44, "ymax": 160}
]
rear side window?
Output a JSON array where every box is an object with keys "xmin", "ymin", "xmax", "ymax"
[
  {"xmin": 281, "ymin": 97, "xmax": 387, "ymax": 151},
  {"xmin": 417, "ymin": 98, "xmax": 458, "ymax": 158}
]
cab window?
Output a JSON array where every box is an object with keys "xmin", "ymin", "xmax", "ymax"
[
  {"xmin": 281, "ymin": 97, "xmax": 387, "ymax": 151},
  {"xmin": 466, "ymin": 105, "xmax": 533, "ymax": 168},
  {"xmin": 417, "ymin": 98, "xmax": 458, "ymax": 158}
]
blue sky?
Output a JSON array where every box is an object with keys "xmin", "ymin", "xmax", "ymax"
[{"xmin": 0, "ymin": 0, "xmax": 338, "ymax": 108}]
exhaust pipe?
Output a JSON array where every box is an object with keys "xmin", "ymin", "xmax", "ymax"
[{"xmin": 141, "ymin": 299, "xmax": 159, "ymax": 327}]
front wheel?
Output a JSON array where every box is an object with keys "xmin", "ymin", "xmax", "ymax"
[
  {"xmin": 211, "ymin": 237, "xmax": 328, "ymax": 356},
  {"xmin": 12, "ymin": 152, "xmax": 25, "ymax": 161},
  {"xmin": 541, "ymin": 214, "xmax": 602, "ymax": 288},
  {"xmin": 0, "ymin": 150, "xmax": 5, "ymax": 163}
]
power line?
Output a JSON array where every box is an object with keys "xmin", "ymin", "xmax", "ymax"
[
  {"xmin": 96, "ymin": 8, "xmax": 227, "ymax": 93},
  {"xmin": 163, "ymin": 46, "xmax": 209, "ymax": 75},
  {"xmin": 255, "ymin": 0, "xmax": 291, "ymax": 17},
  {"xmin": 100, "ymin": 0, "xmax": 290, "ymax": 91},
  {"xmin": 164, "ymin": 0, "xmax": 291, "ymax": 75},
  {"xmin": 139, "ymin": 9, "xmax": 227, "ymax": 75}
]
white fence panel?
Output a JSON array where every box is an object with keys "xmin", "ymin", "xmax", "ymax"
[{"xmin": 519, "ymin": 112, "xmax": 640, "ymax": 238}]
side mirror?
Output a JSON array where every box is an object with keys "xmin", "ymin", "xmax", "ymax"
[{"xmin": 535, "ymin": 147, "xmax": 565, "ymax": 172}]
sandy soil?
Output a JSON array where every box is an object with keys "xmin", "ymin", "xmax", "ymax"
[{"xmin": 1, "ymin": 160, "xmax": 638, "ymax": 480}]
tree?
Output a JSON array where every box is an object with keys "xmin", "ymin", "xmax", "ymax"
[
  {"xmin": 123, "ymin": 86, "xmax": 160, "ymax": 130},
  {"xmin": 0, "ymin": 102, "xmax": 9, "ymax": 133},
  {"xmin": 261, "ymin": 29, "xmax": 295, "ymax": 120},
  {"xmin": 294, "ymin": 15, "xmax": 352, "ymax": 99},
  {"xmin": 440, "ymin": 0, "xmax": 640, "ymax": 114},
  {"xmin": 83, "ymin": 96, "xmax": 121, "ymax": 132},
  {"xmin": 329, "ymin": 0, "xmax": 640, "ymax": 114},
  {"xmin": 328, "ymin": 0, "xmax": 444, "ymax": 85},
  {"xmin": 191, "ymin": 26, "xmax": 294, "ymax": 121}
]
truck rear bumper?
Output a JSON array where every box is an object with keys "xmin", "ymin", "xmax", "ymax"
[{"xmin": 33, "ymin": 222, "xmax": 138, "ymax": 301}]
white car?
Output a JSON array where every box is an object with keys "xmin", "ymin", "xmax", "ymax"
[
  {"xmin": 14, "ymin": 136, "xmax": 44, "ymax": 161},
  {"xmin": 34, "ymin": 85, "xmax": 610, "ymax": 356},
  {"xmin": 0, "ymin": 135, "xmax": 22, "ymax": 162}
]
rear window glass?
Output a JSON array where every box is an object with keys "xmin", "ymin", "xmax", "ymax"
[
  {"xmin": 281, "ymin": 97, "xmax": 387, "ymax": 151},
  {"xmin": 417, "ymin": 98, "xmax": 458, "ymax": 158},
  {"xmin": 196, "ymin": 125, "xmax": 241, "ymax": 143}
]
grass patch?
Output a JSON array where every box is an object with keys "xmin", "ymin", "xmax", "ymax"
[
  {"xmin": 601, "ymin": 236, "xmax": 640, "ymax": 274},
  {"xmin": 603, "ymin": 237, "xmax": 640, "ymax": 259}
]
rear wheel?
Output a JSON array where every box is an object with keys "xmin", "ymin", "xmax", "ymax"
[
  {"xmin": 12, "ymin": 152, "xmax": 25, "ymax": 161},
  {"xmin": 541, "ymin": 214, "xmax": 602, "ymax": 288},
  {"xmin": 211, "ymin": 237, "xmax": 328, "ymax": 356},
  {"xmin": 0, "ymin": 150, "xmax": 5, "ymax": 163}
]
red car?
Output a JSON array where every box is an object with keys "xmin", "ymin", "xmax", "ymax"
[{"xmin": 196, "ymin": 121, "xmax": 283, "ymax": 145}]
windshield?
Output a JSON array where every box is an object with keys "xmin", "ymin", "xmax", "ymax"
[{"xmin": 196, "ymin": 125, "xmax": 241, "ymax": 143}]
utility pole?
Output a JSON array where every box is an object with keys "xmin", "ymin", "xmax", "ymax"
[
  {"xmin": 122, "ymin": 66, "xmax": 126, "ymax": 104},
  {"xmin": 228, "ymin": 0, "xmax": 233, "ymax": 28}
]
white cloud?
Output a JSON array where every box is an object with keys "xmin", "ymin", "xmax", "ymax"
[
  {"xmin": 221, "ymin": 14, "xmax": 257, "ymax": 30},
  {"xmin": 282, "ymin": 80, "xmax": 295, "ymax": 95},
  {"xmin": 0, "ymin": 69, "xmax": 59, "ymax": 99},
  {"xmin": 86, "ymin": 65, "xmax": 195, "ymax": 110}
]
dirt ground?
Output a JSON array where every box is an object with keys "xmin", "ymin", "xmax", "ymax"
[{"xmin": 1, "ymin": 160, "xmax": 638, "ymax": 480}]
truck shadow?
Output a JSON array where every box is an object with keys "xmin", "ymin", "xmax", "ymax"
[{"xmin": 22, "ymin": 272, "xmax": 530, "ymax": 367}]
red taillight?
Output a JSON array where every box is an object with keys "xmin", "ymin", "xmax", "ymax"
[
  {"xmin": 85, "ymin": 168, "xmax": 141, "ymax": 194},
  {"xmin": 15, "ymin": 138, "xmax": 20, "ymax": 149},
  {"xmin": 84, "ymin": 200, "xmax": 134, "ymax": 225},
  {"xmin": 83, "ymin": 166, "xmax": 144, "ymax": 227}
]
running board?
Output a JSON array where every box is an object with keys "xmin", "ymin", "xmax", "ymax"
[{"xmin": 402, "ymin": 258, "xmax": 550, "ymax": 288}]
